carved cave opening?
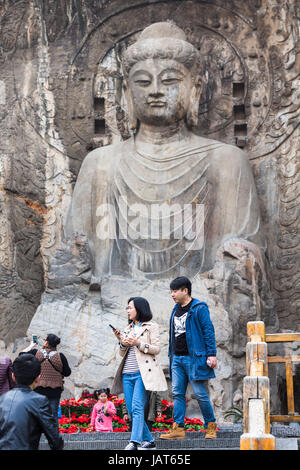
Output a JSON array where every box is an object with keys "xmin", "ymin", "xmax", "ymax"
[
  {"xmin": 232, "ymin": 82, "xmax": 245, "ymax": 99},
  {"xmin": 94, "ymin": 97, "xmax": 105, "ymax": 113},
  {"xmin": 233, "ymin": 104, "xmax": 246, "ymax": 121},
  {"xmin": 94, "ymin": 118, "xmax": 106, "ymax": 136}
]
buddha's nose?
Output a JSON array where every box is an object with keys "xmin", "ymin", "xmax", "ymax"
[{"xmin": 149, "ymin": 78, "xmax": 164, "ymax": 97}]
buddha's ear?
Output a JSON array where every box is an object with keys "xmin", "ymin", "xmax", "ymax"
[
  {"xmin": 186, "ymin": 76, "xmax": 202, "ymax": 128},
  {"xmin": 123, "ymin": 79, "xmax": 138, "ymax": 132}
]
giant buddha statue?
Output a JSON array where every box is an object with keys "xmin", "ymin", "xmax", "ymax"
[
  {"xmin": 65, "ymin": 21, "xmax": 265, "ymax": 281},
  {"xmin": 27, "ymin": 22, "xmax": 274, "ymax": 413}
]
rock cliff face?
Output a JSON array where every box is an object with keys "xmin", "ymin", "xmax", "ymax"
[{"xmin": 0, "ymin": 0, "xmax": 299, "ymax": 416}]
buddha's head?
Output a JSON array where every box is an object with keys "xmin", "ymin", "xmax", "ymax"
[{"xmin": 122, "ymin": 22, "xmax": 202, "ymax": 131}]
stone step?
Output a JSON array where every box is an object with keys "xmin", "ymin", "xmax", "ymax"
[
  {"xmin": 39, "ymin": 437, "xmax": 300, "ymax": 451},
  {"xmin": 39, "ymin": 425, "xmax": 300, "ymax": 450},
  {"xmin": 39, "ymin": 429, "xmax": 242, "ymax": 450},
  {"xmin": 39, "ymin": 437, "xmax": 241, "ymax": 450},
  {"xmin": 271, "ymin": 424, "xmax": 300, "ymax": 438}
]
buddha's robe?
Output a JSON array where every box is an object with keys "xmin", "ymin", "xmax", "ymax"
[{"xmin": 65, "ymin": 133, "xmax": 264, "ymax": 279}]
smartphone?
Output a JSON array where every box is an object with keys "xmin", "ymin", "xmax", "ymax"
[
  {"xmin": 32, "ymin": 335, "xmax": 38, "ymax": 344},
  {"xmin": 109, "ymin": 324, "xmax": 116, "ymax": 331}
]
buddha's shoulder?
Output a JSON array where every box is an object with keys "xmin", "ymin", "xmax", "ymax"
[
  {"xmin": 192, "ymin": 134, "xmax": 249, "ymax": 164},
  {"xmin": 80, "ymin": 139, "xmax": 131, "ymax": 171}
]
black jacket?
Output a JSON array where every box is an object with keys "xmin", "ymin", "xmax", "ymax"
[{"xmin": 0, "ymin": 385, "xmax": 64, "ymax": 450}]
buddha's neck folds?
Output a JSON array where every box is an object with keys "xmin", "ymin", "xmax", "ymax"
[{"xmin": 135, "ymin": 120, "xmax": 190, "ymax": 145}]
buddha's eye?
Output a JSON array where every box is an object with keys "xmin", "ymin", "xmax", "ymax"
[
  {"xmin": 161, "ymin": 77, "xmax": 182, "ymax": 85},
  {"xmin": 134, "ymin": 79, "xmax": 151, "ymax": 87}
]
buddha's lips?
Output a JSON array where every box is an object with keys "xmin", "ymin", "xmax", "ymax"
[{"xmin": 148, "ymin": 101, "xmax": 166, "ymax": 107}]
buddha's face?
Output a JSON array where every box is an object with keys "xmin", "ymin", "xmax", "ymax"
[{"xmin": 127, "ymin": 58, "xmax": 193, "ymax": 127}]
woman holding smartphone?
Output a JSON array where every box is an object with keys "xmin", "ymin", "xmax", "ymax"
[{"xmin": 111, "ymin": 297, "xmax": 167, "ymax": 450}]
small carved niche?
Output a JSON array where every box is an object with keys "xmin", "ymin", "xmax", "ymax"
[
  {"xmin": 233, "ymin": 82, "xmax": 245, "ymax": 99},
  {"xmin": 234, "ymin": 123, "xmax": 247, "ymax": 136},
  {"xmin": 94, "ymin": 97, "xmax": 105, "ymax": 114},
  {"xmin": 233, "ymin": 82, "xmax": 247, "ymax": 148},
  {"xmin": 94, "ymin": 96, "xmax": 106, "ymax": 136},
  {"xmin": 94, "ymin": 118, "xmax": 106, "ymax": 135},
  {"xmin": 233, "ymin": 104, "xmax": 246, "ymax": 121}
]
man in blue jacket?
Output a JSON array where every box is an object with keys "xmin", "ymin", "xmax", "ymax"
[{"xmin": 160, "ymin": 276, "xmax": 217, "ymax": 440}]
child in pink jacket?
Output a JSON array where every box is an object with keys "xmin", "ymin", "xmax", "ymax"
[{"xmin": 91, "ymin": 388, "xmax": 116, "ymax": 432}]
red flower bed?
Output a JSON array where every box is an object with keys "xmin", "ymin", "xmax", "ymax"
[
  {"xmin": 59, "ymin": 394, "xmax": 129, "ymax": 434},
  {"xmin": 58, "ymin": 393, "xmax": 207, "ymax": 434},
  {"xmin": 152, "ymin": 415, "xmax": 205, "ymax": 432}
]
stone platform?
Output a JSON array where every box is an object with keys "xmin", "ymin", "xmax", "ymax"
[
  {"xmin": 39, "ymin": 425, "xmax": 300, "ymax": 451},
  {"xmin": 39, "ymin": 427, "xmax": 241, "ymax": 451}
]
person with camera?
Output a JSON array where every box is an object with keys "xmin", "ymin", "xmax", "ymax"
[
  {"xmin": 111, "ymin": 297, "xmax": 167, "ymax": 450},
  {"xmin": 21, "ymin": 333, "xmax": 71, "ymax": 432}
]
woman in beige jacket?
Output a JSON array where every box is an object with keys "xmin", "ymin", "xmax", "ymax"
[{"xmin": 111, "ymin": 297, "xmax": 167, "ymax": 451}]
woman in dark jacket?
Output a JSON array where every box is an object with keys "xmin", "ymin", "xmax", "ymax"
[{"xmin": 21, "ymin": 333, "xmax": 71, "ymax": 431}]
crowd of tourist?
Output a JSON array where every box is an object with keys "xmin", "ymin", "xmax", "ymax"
[{"xmin": 0, "ymin": 276, "xmax": 217, "ymax": 451}]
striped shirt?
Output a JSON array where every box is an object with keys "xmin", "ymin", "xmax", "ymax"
[{"xmin": 122, "ymin": 346, "xmax": 140, "ymax": 374}]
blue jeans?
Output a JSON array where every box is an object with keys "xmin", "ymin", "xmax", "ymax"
[
  {"xmin": 172, "ymin": 355, "xmax": 215, "ymax": 428},
  {"xmin": 122, "ymin": 372, "xmax": 154, "ymax": 445}
]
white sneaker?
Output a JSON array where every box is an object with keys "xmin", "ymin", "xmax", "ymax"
[
  {"xmin": 124, "ymin": 441, "xmax": 138, "ymax": 451},
  {"xmin": 137, "ymin": 441, "xmax": 156, "ymax": 450}
]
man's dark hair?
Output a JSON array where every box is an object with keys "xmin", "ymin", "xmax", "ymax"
[
  {"xmin": 46, "ymin": 334, "xmax": 61, "ymax": 348},
  {"xmin": 170, "ymin": 276, "xmax": 192, "ymax": 295},
  {"xmin": 12, "ymin": 354, "xmax": 41, "ymax": 386},
  {"xmin": 128, "ymin": 297, "xmax": 153, "ymax": 322}
]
